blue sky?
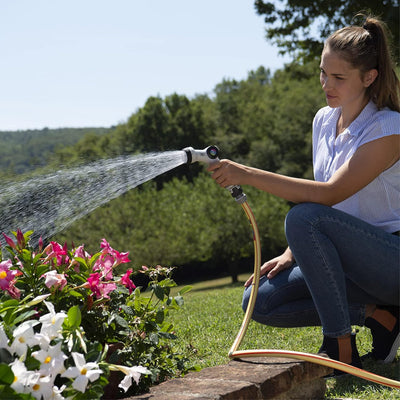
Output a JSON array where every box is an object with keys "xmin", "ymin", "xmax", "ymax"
[{"xmin": 0, "ymin": 1, "xmax": 290, "ymax": 131}]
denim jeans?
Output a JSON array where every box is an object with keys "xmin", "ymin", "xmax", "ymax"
[{"xmin": 242, "ymin": 203, "xmax": 400, "ymax": 338}]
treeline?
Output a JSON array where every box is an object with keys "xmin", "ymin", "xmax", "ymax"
[
  {"xmin": 0, "ymin": 127, "xmax": 110, "ymax": 175},
  {"xmin": 46, "ymin": 61, "xmax": 326, "ymax": 282}
]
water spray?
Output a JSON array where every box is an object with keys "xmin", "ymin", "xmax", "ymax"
[{"xmin": 184, "ymin": 145, "xmax": 400, "ymax": 389}]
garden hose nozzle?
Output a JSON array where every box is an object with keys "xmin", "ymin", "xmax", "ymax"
[
  {"xmin": 182, "ymin": 145, "xmax": 247, "ymax": 204},
  {"xmin": 183, "ymin": 145, "xmax": 220, "ymax": 165}
]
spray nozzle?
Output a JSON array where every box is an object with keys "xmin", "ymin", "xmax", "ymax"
[
  {"xmin": 182, "ymin": 145, "xmax": 247, "ymax": 204},
  {"xmin": 183, "ymin": 145, "xmax": 220, "ymax": 165}
]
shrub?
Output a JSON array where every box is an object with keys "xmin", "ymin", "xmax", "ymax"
[{"xmin": 0, "ymin": 230, "xmax": 192, "ymax": 399}]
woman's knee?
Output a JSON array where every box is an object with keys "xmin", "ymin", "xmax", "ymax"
[
  {"xmin": 285, "ymin": 203, "xmax": 329, "ymax": 239},
  {"xmin": 242, "ymin": 286, "xmax": 251, "ymax": 313}
]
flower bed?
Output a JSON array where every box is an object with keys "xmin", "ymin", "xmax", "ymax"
[{"xmin": 0, "ymin": 230, "xmax": 192, "ymax": 399}]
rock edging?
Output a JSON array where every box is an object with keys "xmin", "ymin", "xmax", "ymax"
[{"xmin": 127, "ymin": 356, "xmax": 332, "ymax": 399}]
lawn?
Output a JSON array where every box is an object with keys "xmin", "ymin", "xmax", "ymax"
[{"xmin": 171, "ymin": 274, "xmax": 400, "ymax": 400}]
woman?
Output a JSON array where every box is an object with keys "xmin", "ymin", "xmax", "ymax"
[{"xmin": 208, "ymin": 15, "xmax": 400, "ymax": 370}]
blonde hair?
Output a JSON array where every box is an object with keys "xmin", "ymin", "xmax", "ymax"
[{"xmin": 325, "ymin": 15, "xmax": 400, "ymax": 112}]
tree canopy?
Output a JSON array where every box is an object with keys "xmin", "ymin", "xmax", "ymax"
[{"xmin": 254, "ymin": 0, "xmax": 400, "ymax": 61}]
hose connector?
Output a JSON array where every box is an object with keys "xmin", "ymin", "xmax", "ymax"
[{"xmin": 228, "ymin": 185, "xmax": 247, "ymax": 204}]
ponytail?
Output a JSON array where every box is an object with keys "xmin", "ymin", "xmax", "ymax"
[{"xmin": 325, "ymin": 14, "xmax": 400, "ymax": 112}]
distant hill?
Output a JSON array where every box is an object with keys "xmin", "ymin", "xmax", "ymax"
[{"xmin": 0, "ymin": 127, "xmax": 111, "ymax": 175}]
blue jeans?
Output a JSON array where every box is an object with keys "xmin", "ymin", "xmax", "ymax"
[{"xmin": 242, "ymin": 203, "xmax": 400, "ymax": 338}]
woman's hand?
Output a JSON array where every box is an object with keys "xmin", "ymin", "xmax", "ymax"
[
  {"xmin": 207, "ymin": 159, "xmax": 247, "ymax": 188},
  {"xmin": 244, "ymin": 247, "xmax": 294, "ymax": 287}
]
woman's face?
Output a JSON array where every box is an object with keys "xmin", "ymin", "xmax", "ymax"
[{"xmin": 319, "ymin": 46, "xmax": 376, "ymax": 111}]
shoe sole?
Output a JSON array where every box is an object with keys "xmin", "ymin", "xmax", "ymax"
[{"xmin": 383, "ymin": 331, "xmax": 400, "ymax": 364}]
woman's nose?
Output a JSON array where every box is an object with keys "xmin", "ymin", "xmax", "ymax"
[{"xmin": 321, "ymin": 76, "xmax": 332, "ymax": 90}]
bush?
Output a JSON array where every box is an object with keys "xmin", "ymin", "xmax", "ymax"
[{"xmin": 0, "ymin": 230, "xmax": 193, "ymax": 399}]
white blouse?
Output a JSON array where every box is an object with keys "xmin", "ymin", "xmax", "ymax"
[{"xmin": 312, "ymin": 101, "xmax": 400, "ymax": 233}]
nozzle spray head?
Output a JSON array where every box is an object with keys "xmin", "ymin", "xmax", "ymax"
[
  {"xmin": 182, "ymin": 145, "xmax": 247, "ymax": 204},
  {"xmin": 183, "ymin": 145, "xmax": 220, "ymax": 164}
]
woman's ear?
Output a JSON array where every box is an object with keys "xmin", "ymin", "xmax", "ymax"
[{"xmin": 363, "ymin": 69, "xmax": 378, "ymax": 87}]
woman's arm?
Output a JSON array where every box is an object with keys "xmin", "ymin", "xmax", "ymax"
[{"xmin": 208, "ymin": 135, "xmax": 400, "ymax": 206}]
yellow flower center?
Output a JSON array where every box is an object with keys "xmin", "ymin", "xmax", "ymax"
[
  {"xmin": 0, "ymin": 271, "xmax": 7, "ymax": 279},
  {"xmin": 18, "ymin": 337, "xmax": 25, "ymax": 343},
  {"xmin": 51, "ymin": 317, "xmax": 56, "ymax": 325},
  {"xmin": 32, "ymin": 384, "xmax": 40, "ymax": 391},
  {"xmin": 13, "ymin": 376, "xmax": 18, "ymax": 383},
  {"xmin": 81, "ymin": 368, "xmax": 87, "ymax": 375},
  {"xmin": 44, "ymin": 356, "xmax": 51, "ymax": 364}
]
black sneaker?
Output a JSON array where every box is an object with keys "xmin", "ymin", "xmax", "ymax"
[
  {"xmin": 318, "ymin": 332, "xmax": 362, "ymax": 376},
  {"xmin": 364, "ymin": 305, "xmax": 400, "ymax": 363}
]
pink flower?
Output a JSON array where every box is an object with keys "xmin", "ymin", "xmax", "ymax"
[
  {"xmin": 87, "ymin": 273, "xmax": 101, "ymax": 297},
  {"xmin": 74, "ymin": 245, "xmax": 90, "ymax": 260},
  {"xmin": 99, "ymin": 282, "xmax": 116, "ymax": 298},
  {"xmin": 43, "ymin": 270, "xmax": 67, "ymax": 290},
  {"xmin": 38, "ymin": 236, "xmax": 44, "ymax": 252},
  {"xmin": 2, "ymin": 233, "xmax": 16, "ymax": 249},
  {"xmin": 44, "ymin": 242, "xmax": 69, "ymax": 266},
  {"xmin": 100, "ymin": 238, "xmax": 112, "ymax": 253},
  {"xmin": 93, "ymin": 255, "xmax": 114, "ymax": 279},
  {"xmin": 0, "ymin": 260, "xmax": 16, "ymax": 290},
  {"xmin": 100, "ymin": 239, "xmax": 130, "ymax": 267},
  {"xmin": 87, "ymin": 273, "xmax": 116, "ymax": 299},
  {"xmin": 16, "ymin": 229, "xmax": 25, "ymax": 248},
  {"xmin": 120, "ymin": 269, "xmax": 136, "ymax": 294},
  {"xmin": 7, "ymin": 281, "xmax": 21, "ymax": 299},
  {"xmin": 0, "ymin": 260, "xmax": 20, "ymax": 298}
]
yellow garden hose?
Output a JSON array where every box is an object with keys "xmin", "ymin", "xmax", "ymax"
[{"xmin": 228, "ymin": 200, "xmax": 400, "ymax": 390}]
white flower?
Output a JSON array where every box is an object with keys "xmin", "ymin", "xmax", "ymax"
[
  {"xmin": 0, "ymin": 323, "xmax": 10, "ymax": 351},
  {"xmin": 61, "ymin": 352, "xmax": 103, "ymax": 393},
  {"xmin": 39, "ymin": 301, "xmax": 67, "ymax": 340},
  {"xmin": 10, "ymin": 320, "xmax": 40, "ymax": 357},
  {"xmin": 10, "ymin": 358, "xmax": 40, "ymax": 395},
  {"xmin": 32, "ymin": 341, "xmax": 67, "ymax": 376},
  {"xmin": 32, "ymin": 331, "xmax": 51, "ymax": 351},
  {"xmin": 110, "ymin": 364, "xmax": 151, "ymax": 393},
  {"xmin": 29, "ymin": 374, "xmax": 55, "ymax": 400},
  {"xmin": 48, "ymin": 384, "xmax": 66, "ymax": 400},
  {"xmin": 43, "ymin": 270, "xmax": 67, "ymax": 290}
]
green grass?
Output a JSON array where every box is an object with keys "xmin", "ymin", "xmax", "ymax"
[{"xmin": 170, "ymin": 274, "xmax": 400, "ymax": 400}]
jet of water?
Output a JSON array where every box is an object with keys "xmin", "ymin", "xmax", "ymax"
[{"xmin": 0, "ymin": 150, "xmax": 187, "ymax": 247}]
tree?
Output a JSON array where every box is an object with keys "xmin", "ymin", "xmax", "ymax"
[
  {"xmin": 254, "ymin": 0, "xmax": 399, "ymax": 61},
  {"xmin": 127, "ymin": 94, "xmax": 210, "ymax": 153}
]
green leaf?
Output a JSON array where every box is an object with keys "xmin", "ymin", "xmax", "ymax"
[
  {"xmin": 13, "ymin": 310, "xmax": 38, "ymax": 325},
  {"xmin": 65, "ymin": 305, "xmax": 82, "ymax": 329},
  {"xmin": 153, "ymin": 284, "xmax": 165, "ymax": 301},
  {"xmin": 149, "ymin": 332, "xmax": 159, "ymax": 345},
  {"xmin": 114, "ymin": 315, "xmax": 129, "ymax": 328},
  {"xmin": 0, "ymin": 364, "xmax": 14, "ymax": 385},
  {"xmin": 68, "ymin": 290, "xmax": 84, "ymax": 299},
  {"xmin": 35, "ymin": 264, "xmax": 50, "ymax": 277},
  {"xmin": 178, "ymin": 285, "xmax": 192, "ymax": 295},
  {"xmin": 120, "ymin": 304, "xmax": 134, "ymax": 315},
  {"xmin": 156, "ymin": 310, "xmax": 165, "ymax": 324},
  {"xmin": 88, "ymin": 252, "xmax": 101, "ymax": 268},
  {"xmin": 0, "ymin": 349, "xmax": 13, "ymax": 365}
]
